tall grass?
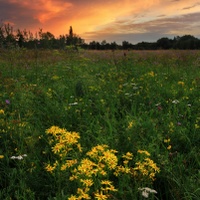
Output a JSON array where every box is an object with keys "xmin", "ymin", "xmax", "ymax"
[{"xmin": 0, "ymin": 49, "xmax": 199, "ymax": 199}]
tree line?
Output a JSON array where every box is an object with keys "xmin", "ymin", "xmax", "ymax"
[{"xmin": 1, "ymin": 23, "xmax": 200, "ymax": 50}]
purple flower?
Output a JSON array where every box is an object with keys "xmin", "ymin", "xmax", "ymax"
[{"xmin": 5, "ymin": 99, "xmax": 10, "ymax": 104}]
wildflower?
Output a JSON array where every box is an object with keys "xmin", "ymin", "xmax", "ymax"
[
  {"xmin": 68, "ymin": 195, "xmax": 78, "ymax": 200},
  {"xmin": 101, "ymin": 180, "xmax": 117, "ymax": 192},
  {"xmin": 80, "ymin": 179, "xmax": 94, "ymax": 187},
  {"xmin": 94, "ymin": 191, "xmax": 108, "ymax": 200},
  {"xmin": 137, "ymin": 150, "xmax": 150, "ymax": 156},
  {"xmin": 0, "ymin": 109, "xmax": 4, "ymax": 115},
  {"xmin": 114, "ymin": 165, "xmax": 131, "ymax": 176},
  {"xmin": 101, "ymin": 180, "xmax": 112, "ymax": 186},
  {"xmin": 51, "ymin": 75, "xmax": 59, "ymax": 80},
  {"xmin": 69, "ymin": 102, "xmax": 78, "ymax": 106},
  {"xmin": 178, "ymin": 81, "xmax": 184, "ymax": 86},
  {"xmin": 167, "ymin": 145, "xmax": 172, "ymax": 150},
  {"xmin": 45, "ymin": 163, "xmax": 57, "ymax": 173},
  {"xmin": 172, "ymin": 99, "xmax": 179, "ymax": 104},
  {"xmin": 155, "ymin": 103, "xmax": 161, "ymax": 107},
  {"xmin": 123, "ymin": 152, "xmax": 133, "ymax": 160},
  {"xmin": 0, "ymin": 155, "xmax": 4, "ymax": 159},
  {"xmin": 128, "ymin": 120, "xmax": 135, "ymax": 129},
  {"xmin": 148, "ymin": 71, "xmax": 155, "ymax": 77},
  {"xmin": 138, "ymin": 187, "xmax": 157, "ymax": 198},
  {"xmin": 11, "ymin": 155, "xmax": 23, "ymax": 160},
  {"xmin": 77, "ymin": 188, "xmax": 90, "ymax": 199},
  {"xmin": 177, "ymin": 122, "xmax": 181, "ymax": 126},
  {"xmin": 5, "ymin": 99, "xmax": 10, "ymax": 104},
  {"xmin": 10, "ymin": 154, "xmax": 27, "ymax": 160},
  {"xmin": 164, "ymin": 139, "xmax": 170, "ymax": 143}
]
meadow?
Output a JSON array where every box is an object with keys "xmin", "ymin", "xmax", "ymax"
[{"xmin": 0, "ymin": 48, "xmax": 199, "ymax": 200}]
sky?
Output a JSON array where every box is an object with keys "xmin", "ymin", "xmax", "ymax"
[{"xmin": 1, "ymin": 0, "xmax": 200, "ymax": 44}]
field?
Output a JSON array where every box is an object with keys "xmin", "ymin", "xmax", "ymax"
[{"xmin": 0, "ymin": 48, "xmax": 199, "ymax": 200}]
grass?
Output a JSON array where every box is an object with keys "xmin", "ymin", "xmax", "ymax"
[{"xmin": 0, "ymin": 48, "xmax": 199, "ymax": 200}]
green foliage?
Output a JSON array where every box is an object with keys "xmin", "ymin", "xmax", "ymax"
[{"xmin": 0, "ymin": 49, "xmax": 199, "ymax": 199}]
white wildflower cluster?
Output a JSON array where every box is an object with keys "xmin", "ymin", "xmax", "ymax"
[
  {"xmin": 172, "ymin": 99, "xmax": 179, "ymax": 104},
  {"xmin": 138, "ymin": 187, "xmax": 157, "ymax": 198},
  {"xmin": 10, "ymin": 154, "xmax": 27, "ymax": 160}
]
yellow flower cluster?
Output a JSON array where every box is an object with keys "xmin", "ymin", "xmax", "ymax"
[
  {"xmin": 45, "ymin": 126, "xmax": 81, "ymax": 172},
  {"xmin": 46, "ymin": 126, "xmax": 82, "ymax": 157},
  {"xmin": 45, "ymin": 126, "xmax": 160, "ymax": 199},
  {"xmin": 137, "ymin": 150, "xmax": 151, "ymax": 156},
  {"xmin": 114, "ymin": 150, "xmax": 160, "ymax": 181},
  {"xmin": 86, "ymin": 145, "xmax": 118, "ymax": 170},
  {"xmin": 122, "ymin": 152, "xmax": 133, "ymax": 165},
  {"xmin": 134, "ymin": 157, "xmax": 160, "ymax": 181},
  {"xmin": 164, "ymin": 138, "xmax": 172, "ymax": 150},
  {"xmin": 69, "ymin": 145, "xmax": 118, "ymax": 200}
]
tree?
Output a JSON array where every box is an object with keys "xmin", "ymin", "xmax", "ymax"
[
  {"xmin": 157, "ymin": 37, "xmax": 173, "ymax": 49},
  {"xmin": 66, "ymin": 26, "xmax": 84, "ymax": 46},
  {"xmin": 174, "ymin": 35, "xmax": 200, "ymax": 49},
  {"xmin": 122, "ymin": 41, "xmax": 132, "ymax": 50}
]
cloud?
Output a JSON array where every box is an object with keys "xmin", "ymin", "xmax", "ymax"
[
  {"xmin": 182, "ymin": 2, "xmax": 200, "ymax": 10},
  {"xmin": 0, "ymin": 0, "xmax": 200, "ymax": 43},
  {"xmin": 83, "ymin": 12, "xmax": 200, "ymax": 43},
  {"xmin": 6, "ymin": 0, "xmax": 73, "ymax": 23}
]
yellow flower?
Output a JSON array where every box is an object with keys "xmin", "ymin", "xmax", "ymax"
[
  {"xmin": 94, "ymin": 191, "xmax": 108, "ymax": 200},
  {"xmin": 178, "ymin": 81, "xmax": 184, "ymax": 86},
  {"xmin": 77, "ymin": 188, "xmax": 91, "ymax": 199},
  {"xmin": 80, "ymin": 179, "xmax": 94, "ymax": 187},
  {"xmin": 148, "ymin": 71, "xmax": 155, "ymax": 77},
  {"xmin": 0, "ymin": 109, "xmax": 4, "ymax": 115},
  {"xmin": 114, "ymin": 165, "xmax": 131, "ymax": 176},
  {"xmin": 102, "ymin": 151, "xmax": 118, "ymax": 170},
  {"xmin": 137, "ymin": 150, "xmax": 150, "ymax": 156},
  {"xmin": 128, "ymin": 120, "xmax": 135, "ymax": 129},
  {"xmin": 164, "ymin": 139, "xmax": 170, "ymax": 143},
  {"xmin": 0, "ymin": 155, "xmax": 4, "ymax": 159},
  {"xmin": 51, "ymin": 75, "xmax": 59, "ymax": 80},
  {"xmin": 68, "ymin": 195, "xmax": 78, "ymax": 200},
  {"xmin": 122, "ymin": 152, "xmax": 133, "ymax": 160},
  {"xmin": 167, "ymin": 145, "xmax": 172, "ymax": 150},
  {"xmin": 45, "ymin": 164, "xmax": 56, "ymax": 173}
]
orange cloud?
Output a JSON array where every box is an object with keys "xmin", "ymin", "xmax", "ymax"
[
  {"xmin": 8, "ymin": 0, "xmax": 73, "ymax": 23},
  {"xmin": 2, "ymin": 0, "xmax": 200, "ymax": 43}
]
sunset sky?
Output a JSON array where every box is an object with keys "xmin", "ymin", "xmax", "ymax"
[{"xmin": 1, "ymin": 0, "xmax": 200, "ymax": 44}]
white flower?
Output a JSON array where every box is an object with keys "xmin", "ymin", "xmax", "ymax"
[
  {"xmin": 155, "ymin": 103, "xmax": 161, "ymax": 107},
  {"xmin": 16, "ymin": 155, "xmax": 23, "ymax": 160},
  {"xmin": 172, "ymin": 99, "xmax": 179, "ymax": 104},
  {"xmin": 69, "ymin": 102, "xmax": 78, "ymax": 106},
  {"xmin": 10, "ymin": 154, "xmax": 27, "ymax": 160},
  {"xmin": 138, "ymin": 187, "xmax": 157, "ymax": 198}
]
